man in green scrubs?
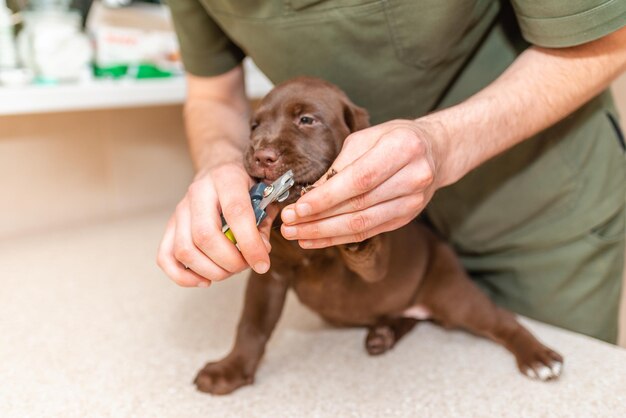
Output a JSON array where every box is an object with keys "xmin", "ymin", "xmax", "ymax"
[{"xmin": 157, "ymin": 0, "xmax": 626, "ymax": 343}]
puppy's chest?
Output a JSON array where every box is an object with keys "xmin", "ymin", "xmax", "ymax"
[
  {"xmin": 286, "ymin": 250, "xmax": 347, "ymax": 293},
  {"xmin": 278, "ymin": 250, "xmax": 394, "ymax": 326}
]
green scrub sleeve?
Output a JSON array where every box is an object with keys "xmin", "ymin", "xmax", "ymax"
[
  {"xmin": 166, "ymin": 0, "xmax": 245, "ymax": 76},
  {"xmin": 510, "ymin": 0, "xmax": 626, "ymax": 47}
]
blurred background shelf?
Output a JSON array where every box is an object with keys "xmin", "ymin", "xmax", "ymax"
[
  {"xmin": 0, "ymin": 59, "xmax": 274, "ymax": 116},
  {"xmin": 0, "ymin": 77, "xmax": 186, "ymax": 115}
]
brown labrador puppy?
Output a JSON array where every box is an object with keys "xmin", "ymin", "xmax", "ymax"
[{"xmin": 194, "ymin": 77, "xmax": 563, "ymax": 395}]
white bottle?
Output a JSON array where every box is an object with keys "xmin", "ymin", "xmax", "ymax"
[{"xmin": 0, "ymin": 0, "xmax": 17, "ymax": 69}]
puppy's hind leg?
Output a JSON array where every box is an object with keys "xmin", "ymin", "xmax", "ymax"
[
  {"xmin": 418, "ymin": 242, "xmax": 564, "ymax": 381},
  {"xmin": 365, "ymin": 317, "xmax": 419, "ymax": 356}
]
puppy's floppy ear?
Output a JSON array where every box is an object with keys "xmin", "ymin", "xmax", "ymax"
[{"xmin": 343, "ymin": 100, "xmax": 370, "ymax": 132}]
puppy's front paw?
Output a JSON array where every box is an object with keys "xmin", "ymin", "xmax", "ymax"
[
  {"xmin": 300, "ymin": 185, "xmax": 315, "ymax": 196},
  {"xmin": 194, "ymin": 357, "xmax": 254, "ymax": 395},
  {"xmin": 517, "ymin": 345, "xmax": 563, "ymax": 382}
]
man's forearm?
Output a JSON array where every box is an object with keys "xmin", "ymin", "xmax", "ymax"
[
  {"xmin": 426, "ymin": 25, "xmax": 626, "ymax": 188},
  {"xmin": 185, "ymin": 100, "xmax": 249, "ymax": 173},
  {"xmin": 183, "ymin": 68, "xmax": 251, "ymax": 175}
]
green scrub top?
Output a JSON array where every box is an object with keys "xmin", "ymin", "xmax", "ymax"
[{"xmin": 167, "ymin": 0, "xmax": 626, "ymax": 342}]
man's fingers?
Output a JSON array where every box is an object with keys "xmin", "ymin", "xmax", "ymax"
[
  {"xmin": 157, "ymin": 162, "xmax": 275, "ymax": 288},
  {"xmin": 156, "ymin": 214, "xmax": 212, "ymax": 287},
  {"xmin": 173, "ymin": 200, "xmax": 233, "ymax": 281},
  {"xmin": 188, "ymin": 179, "xmax": 247, "ymax": 273},
  {"xmin": 297, "ymin": 218, "xmax": 408, "ymax": 249},
  {"xmin": 281, "ymin": 195, "xmax": 422, "ymax": 241},
  {"xmin": 258, "ymin": 205, "xmax": 279, "ymax": 252},
  {"xmin": 213, "ymin": 167, "xmax": 271, "ymax": 274}
]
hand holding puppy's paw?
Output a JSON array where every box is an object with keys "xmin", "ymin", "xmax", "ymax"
[
  {"xmin": 194, "ymin": 357, "xmax": 254, "ymax": 395},
  {"xmin": 299, "ymin": 168, "xmax": 337, "ymax": 196}
]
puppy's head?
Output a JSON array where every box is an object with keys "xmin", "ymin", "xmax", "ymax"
[{"xmin": 244, "ymin": 77, "xmax": 369, "ymax": 200}]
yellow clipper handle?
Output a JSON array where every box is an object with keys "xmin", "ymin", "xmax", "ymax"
[
  {"xmin": 223, "ymin": 227, "xmax": 237, "ymax": 244},
  {"xmin": 220, "ymin": 182, "xmax": 268, "ymax": 246}
]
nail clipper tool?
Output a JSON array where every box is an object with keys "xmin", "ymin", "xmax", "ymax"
[{"xmin": 221, "ymin": 170, "xmax": 295, "ymax": 244}]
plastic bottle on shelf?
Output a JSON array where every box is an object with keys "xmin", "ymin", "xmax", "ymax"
[
  {"xmin": 0, "ymin": 0, "xmax": 18, "ymax": 69},
  {"xmin": 17, "ymin": 0, "xmax": 92, "ymax": 83}
]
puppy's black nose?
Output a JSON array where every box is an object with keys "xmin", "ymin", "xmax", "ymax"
[{"xmin": 254, "ymin": 148, "xmax": 279, "ymax": 167}]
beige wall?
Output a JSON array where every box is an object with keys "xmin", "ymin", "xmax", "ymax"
[
  {"xmin": 1, "ymin": 74, "xmax": 625, "ymax": 345},
  {"xmin": 0, "ymin": 105, "xmax": 193, "ymax": 239}
]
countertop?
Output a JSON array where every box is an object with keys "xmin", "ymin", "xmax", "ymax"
[{"xmin": 1, "ymin": 210, "xmax": 625, "ymax": 417}]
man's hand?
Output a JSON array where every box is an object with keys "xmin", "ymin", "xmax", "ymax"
[
  {"xmin": 157, "ymin": 163, "xmax": 276, "ymax": 287},
  {"xmin": 279, "ymin": 119, "xmax": 446, "ymax": 248}
]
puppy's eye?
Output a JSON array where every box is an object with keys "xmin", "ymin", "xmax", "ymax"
[
  {"xmin": 250, "ymin": 121, "xmax": 259, "ymax": 130},
  {"xmin": 299, "ymin": 116, "xmax": 315, "ymax": 125}
]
